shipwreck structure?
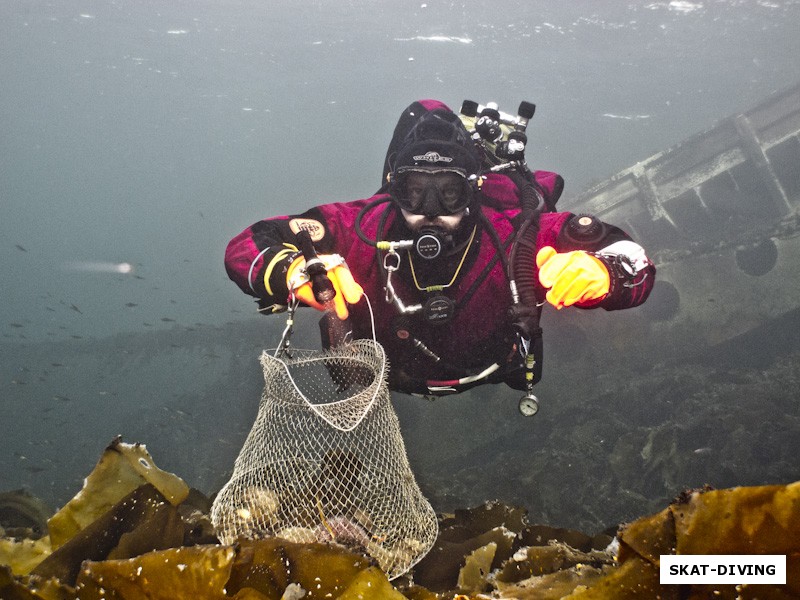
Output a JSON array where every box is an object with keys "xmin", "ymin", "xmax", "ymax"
[
  {"xmin": 569, "ymin": 82, "xmax": 800, "ymax": 251},
  {"xmin": 556, "ymin": 82, "xmax": 800, "ymax": 366}
]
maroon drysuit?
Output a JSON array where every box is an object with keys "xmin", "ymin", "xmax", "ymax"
[{"xmin": 225, "ymin": 171, "xmax": 655, "ymax": 396}]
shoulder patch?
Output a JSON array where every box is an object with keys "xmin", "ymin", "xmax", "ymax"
[{"xmin": 289, "ymin": 218, "xmax": 325, "ymax": 242}]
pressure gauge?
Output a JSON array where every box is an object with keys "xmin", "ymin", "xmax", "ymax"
[{"xmin": 518, "ymin": 394, "xmax": 539, "ymax": 417}]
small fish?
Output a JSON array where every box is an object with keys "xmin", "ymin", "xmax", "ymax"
[
  {"xmin": 15, "ymin": 244, "xmax": 28, "ymax": 252},
  {"xmin": 9, "ymin": 323, "xmax": 24, "ymax": 328},
  {"xmin": 125, "ymin": 302, "xmax": 138, "ymax": 308},
  {"xmin": 161, "ymin": 317, "xmax": 176, "ymax": 322},
  {"xmin": 70, "ymin": 303, "xmax": 82, "ymax": 314},
  {"xmin": 693, "ymin": 447, "xmax": 712, "ymax": 455},
  {"xmin": 53, "ymin": 395, "xmax": 72, "ymax": 402}
]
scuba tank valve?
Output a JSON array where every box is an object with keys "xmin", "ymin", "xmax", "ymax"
[
  {"xmin": 460, "ymin": 99, "xmax": 536, "ymax": 168},
  {"xmin": 460, "ymin": 100, "xmax": 535, "ymax": 133}
]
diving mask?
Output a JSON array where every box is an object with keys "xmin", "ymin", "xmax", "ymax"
[{"xmin": 392, "ymin": 170, "xmax": 472, "ymax": 217}]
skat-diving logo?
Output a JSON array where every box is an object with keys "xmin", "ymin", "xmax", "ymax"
[{"xmin": 413, "ymin": 151, "xmax": 453, "ymax": 163}]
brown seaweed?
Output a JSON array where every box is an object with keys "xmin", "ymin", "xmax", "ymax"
[
  {"xmin": 47, "ymin": 437, "xmax": 189, "ymax": 550},
  {"xmin": 610, "ymin": 481, "xmax": 800, "ymax": 598},
  {"xmin": 1, "ymin": 564, "xmax": 76, "ymax": 600},
  {"xmin": 73, "ymin": 539, "xmax": 391, "ymax": 600},
  {"xmin": 32, "ymin": 484, "xmax": 184, "ymax": 586},
  {"xmin": 75, "ymin": 545, "xmax": 236, "ymax": 600},
  {"xmin": 495, "ymin": 542, "xmax": 615, "ymax": 584},
  {"xmin": 0, "ymin": 536, "xmax": 53, "ymax": 577},
  {"xmin": 4, "ymin": 440, "xmax": 800, "ymax": 599},
  {"xmin": 226, "ymin": 537, "xmax": 375, "ymax": 598}
]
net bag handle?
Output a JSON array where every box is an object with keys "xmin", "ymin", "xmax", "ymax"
[{"xmin": 269, "ymin": 292, "xmax": 385, "ymax": 432}]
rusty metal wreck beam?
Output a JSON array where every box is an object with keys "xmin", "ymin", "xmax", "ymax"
[{"xmin": 733, "ymin": 114, "xmax": 793, "ymax": 216}]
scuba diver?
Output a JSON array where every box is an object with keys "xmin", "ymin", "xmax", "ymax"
[{"xmin": 225, "ymin": 99, "xmax": 655, "ymax": 404}]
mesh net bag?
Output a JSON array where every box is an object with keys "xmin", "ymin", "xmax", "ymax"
[{"xmin": 210, "ymin": 339, "xmax": 438, "ymax": 579}]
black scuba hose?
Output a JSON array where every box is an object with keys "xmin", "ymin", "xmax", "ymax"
[
  {"xmin": 355, "ymin": 196, "xmax": 393, "ymax": 247},
  {"xmin": 505, "ymin": 171, "xmax": 546, "ymax": 384},
  {"xmin": 507, "ymin": 172, "xmax": 544, "ymax": 309},
  {"xmin": 477, "ymin": 207, "xmax": 511, "ymax": 275}
]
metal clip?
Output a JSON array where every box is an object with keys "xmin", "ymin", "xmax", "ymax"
[
  {"xmin": 274, "ymin": 296, "xmax": 299, "ymax": 358},
  {"xmin": 383, "ymin": 249, "xmax": 401, "ymax": 304}
]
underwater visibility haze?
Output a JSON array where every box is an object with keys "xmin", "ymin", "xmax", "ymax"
[{"xmin": 2, "ymin": 0, "xmax": 800, "ymax": 533}]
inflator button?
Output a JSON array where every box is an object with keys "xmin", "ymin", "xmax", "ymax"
[{"xmin": 564, "ymin": 213, "xmax": 606, "ymax": 244}]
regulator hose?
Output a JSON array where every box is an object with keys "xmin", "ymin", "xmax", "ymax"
[
  {"xmin": 355, "ymin": 196, "xmax": 394, "ymax": 248},
  {"xmin": 504, "ymin": 171, "xmax": 546, "ymax": 384},
  {"xmin": 507, "ymin": 171, "xmax": 544, "ymax": 317}
]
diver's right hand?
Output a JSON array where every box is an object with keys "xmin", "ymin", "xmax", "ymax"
[{"xmin": 286, "ymin": 254, "xmax": 363, "ymax": 320}]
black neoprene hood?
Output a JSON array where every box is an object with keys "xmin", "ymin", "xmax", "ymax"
[{"xmin": 392, "ymin": 110, "xmax": 481, "ymax": 177}]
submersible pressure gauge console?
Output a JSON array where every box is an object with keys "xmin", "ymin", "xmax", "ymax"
[{"xmin": 518, "ymin": 393, "xmax": 540, "ymax": 417}]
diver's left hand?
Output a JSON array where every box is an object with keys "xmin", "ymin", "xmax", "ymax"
[
  {"xmin": 536, "ymin": 246, "xmax": 610, "ymax": 309},
  {"xmin": 287, "ymin": 254, "xmax": 363, "ymax": 320}
]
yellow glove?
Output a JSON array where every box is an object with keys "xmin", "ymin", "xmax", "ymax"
[
  {"xmin": 536, "ymin": 246, "xmax": 610, "ymax": 310},
  {"xmin": 285, "ymin": 254, "xmax": 363, "ymax": 320}
]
